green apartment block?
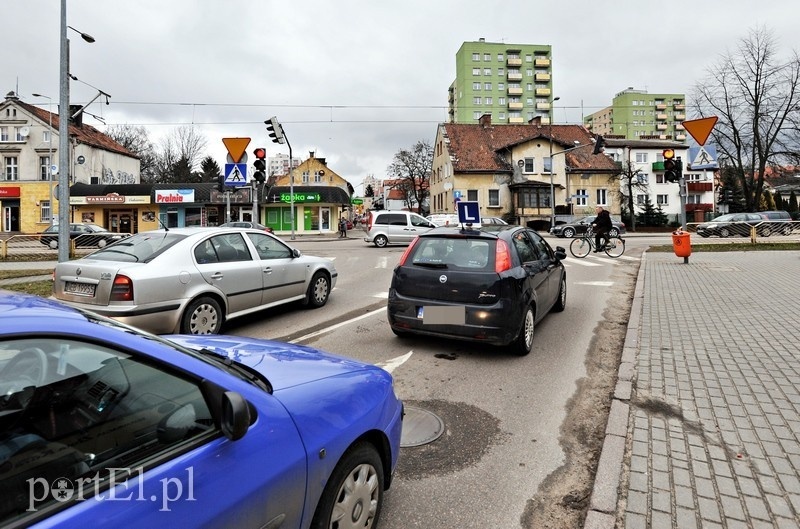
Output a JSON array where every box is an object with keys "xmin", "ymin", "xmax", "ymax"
[
  {"xmin": 584, "ymin": 87, "xmax": 687, "ymax": 142},
  {"xmin": 448, "ymin": 38, "xmax": 554, "ymax": 124}
]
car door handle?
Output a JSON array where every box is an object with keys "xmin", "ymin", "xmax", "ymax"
[
  {"xmin": 263, "ymin": 267, "xmax": 273, "ymax": 274},
  {"xmin": 210, "ymin": 272, "xmax": 224, "ymax": 280}
]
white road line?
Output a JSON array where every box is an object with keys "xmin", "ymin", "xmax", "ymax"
[
  {"xmin": 288, "ymin": 307, "xmax": 385, "ymax": 344},
  {"xmin": 377, "ymin": 351, "xmax": 413, "ymax": 374},
  {"xmin": 376, "ymin": 256, "xmax": 389, "ymax": 269},
  {"xmin": 373, "ymin": 291, "xmax": 389, "ymax": 299},
  {"xmin": 576, "ymin": 281, "xmax": 615, "ymax": 287},
  {"xmin": 564, "ymin": 259, "xmax": 603, "ymax": 267}
]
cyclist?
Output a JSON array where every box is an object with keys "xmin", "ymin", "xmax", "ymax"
[{"xmin": 591, "ymin": 205, "xmax": 613, "ymax": 252}]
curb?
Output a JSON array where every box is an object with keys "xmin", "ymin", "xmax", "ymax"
[{"xmin": 582, "ymin": 250, "xmax": 647, "ymax": 529}]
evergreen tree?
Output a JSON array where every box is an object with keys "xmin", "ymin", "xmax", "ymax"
[
  {"xmin": 635, "ymin": 197, "xmax": 668, "ymax": 227},
  {"xmin": 789, "ymin": 191, "xmax": 798, "ymax": 213},
  {"xmin": 200, "ymin": 156, "xmax": 222, "ymax": 183}
]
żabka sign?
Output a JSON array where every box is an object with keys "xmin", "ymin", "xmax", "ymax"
[{"xmin": 156, "ymin": 189, "xmax": 195, "ymax": 204}]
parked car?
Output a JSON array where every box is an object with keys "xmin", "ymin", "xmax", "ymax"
[
  {"xmin": 426, "ymin": 214, "xmax": 479, "ymax": 228},
  {"xmin": 695, "ymin": 212, "xmax": 768, "ymax": 237},
  {"xmin": 0, "ymin": 289, "xmax": 402, "ymax": 528},
  {"xmin": 387, "ymin": 225, "xmax": 567, "ymax": 356},
  {"xmin": 549, "ymin": 216, "xmax": 626, "ymax": 238},
  {"xmin": 757, "ymin": 210, "xmax": 793, "ymax": 235},
  {"xmin": 39, "ymin": 223, "xmax": 126, "ymax": 249},
  {"xmin": 481, "ymin": 216, "xmax": 509, "ymax": 225},
  {"xmin": 364, "ymin": 210, "xmax": 436, "ymax": 247},
  {"xmin": 219, "ymin": 221, "xmax": 274, "ymax": 233},
  {"xmin": 52, "ymin": 227, "xmax": 337, "ymax": 334}
]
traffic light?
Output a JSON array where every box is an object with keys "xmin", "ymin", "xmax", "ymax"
[
  {"xmin": 253, "ymin": 147, "xmax": 267, "ymax": 183},
  {"xmin": 266, "ymin": 117, "xmax": 285, "ymax": 145},
  {"xmin": 592, "ymin": 135, "xmax": 606, "ymax": 155},
  {"xmin": 216, "ymin": 173, "xmax": 226, "ymax": 193},
  {"xmin": 723, "ymin": 188, "xmax": 733, "ymax": 202},
  {"xmin": 663, "ymin": 149, "xmax": 678, "ymax": 182}
]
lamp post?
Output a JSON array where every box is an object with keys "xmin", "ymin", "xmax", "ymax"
[
  {"xmin": 58, "ymin": 0, "xmax": 95, "ymax": 261},
  {"xmin": 32, "ymin": 93, "xmax": 54, "ymax": 227},
  {"xmin": 548, "ymin": 96, "xmax": 560, "ymax": 230}
]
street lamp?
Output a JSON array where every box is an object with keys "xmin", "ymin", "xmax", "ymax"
[
  {"xmin": 549, "ymin": 96, "xmax": 560, "ymax": 230},
  {"xmin": 58, "ymin": 0, "xmax": 95, "ymax": 261},
  {"xmin": 32, "ymin": 93, "xmax": 54, "ymax": 226}
]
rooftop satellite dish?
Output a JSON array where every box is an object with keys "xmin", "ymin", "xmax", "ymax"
[{"xmin": 19, "ymin": 126, "xmax": 30, "ymax": 137}]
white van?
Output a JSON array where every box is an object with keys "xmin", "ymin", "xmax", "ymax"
[{"xmin": 364, "ymin": 210, "xmax": 436, "ymax": 247}]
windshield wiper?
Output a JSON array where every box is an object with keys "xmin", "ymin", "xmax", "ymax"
[{"xmin": 196, "ymin": 348, "xmax": 272, "ymax": 393}]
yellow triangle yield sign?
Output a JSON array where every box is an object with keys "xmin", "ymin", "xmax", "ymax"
[
  {"xmin": 222, "ymin": 137, "xmax": 251, "ymax": 163},
  {"xmin": 682, "ymin": 117, "xmax": 717, "ymax": 146}
]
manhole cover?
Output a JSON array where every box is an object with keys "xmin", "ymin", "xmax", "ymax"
[{"xmin": 400, "ymin": 406, "xmax": 444, "ymax": 447}]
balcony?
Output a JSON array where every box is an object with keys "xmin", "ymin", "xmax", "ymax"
[
  {"xmin": 674, "ymin": 103, "xmax": 685, "ymax": 110},
  {"xmin": 534, "ymin": 58, "xmax": 550, "ymax": 67},
  {"xmin": 534, "ymin": 73, "xmax": 550, "ymax": 81},
  {"xmin": 507, "ymin": 71, "xmax": 522, "ymax": 81},
  {"xmin": 536, "ymin": 102, "xmax": 551, "ymax": 110},
  {"xmin": 675, "ymin": 113, "xmax": 685, "ymax": 120},
  {"xmin": 687, "ymin": 182, "xmax": 713, "ymax": 192},
  {"xmin": 676, "ymin": 134, "xmax": 686, "ymax": 141},
  {"xmin": 507, "ymin": 57, "xmax": 522, "ymax": 66},
  {"xmin": 535, "ymin": 87, "xmax": 551, "ymax": 96},
  {"xmin": 657, "ymin": 123, "xmax": 668, "ymax": 130},
  {"xmin": 655, "ymin": 103, "xmax": 666, "ymax": 110},
  {"xmin": 675, "ymin": 123, "xmax": 685, "ymax": 130},
  {"xmin": 540, "ymin": 117, "xmax": 551, "ymax": 125},
  {"xmin": 656, "ymin": 113, "xmax": 668, "ymax": 120},
  {"xmin": 508, "ymin": 117, "xmax": 524, "ymax": 124},
  {"xmin": 685, "ymin": 203, "xmax": 714, "ymax": 212},
  {"xmin": 508, "ymin": 102, "xmax": 523, "ymax": 110},
  {"xmin": 652, "ymin": 161, "xmax": 665, "ymax": 171},
  {"xmin": 507, "ymin": 86, "xmax": 523, "ymax": 95}
]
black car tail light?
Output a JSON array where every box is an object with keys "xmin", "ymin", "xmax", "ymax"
[
  {"xmin": 110, "ymin": 275, "xmax": 134, "ymax": 302},
  {"xmin": 495, "ymin": 239, "xmax": 512, "ymax": 273},
  {"xmin": 397, "ymin": 237, "xmax": 420, "ymax": 266}
]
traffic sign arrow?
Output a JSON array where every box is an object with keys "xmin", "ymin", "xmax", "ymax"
[
  {"xmin": 222, "ymin": 137, "xmax": 251, "ymax": 163},
  {"xmin": 682, "ymin": 117, "xmax": 718, "ymax": 146}
]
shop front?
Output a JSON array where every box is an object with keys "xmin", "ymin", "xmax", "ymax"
[
  {"xmin": 69, "ymin": 184, "xmax": 155, "ymax": 234},
  {"xmin": 264, "ymin": 186, "xmax": 351, "ymax": 235}
]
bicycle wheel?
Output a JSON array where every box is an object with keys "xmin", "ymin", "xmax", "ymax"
[
  {"xmin": 604, "ymin": 237, "xmax": 625, "ymax": 258},
  {"xmin": 570, "ymin": 237, "xmax": 591, "ymax": 258}
]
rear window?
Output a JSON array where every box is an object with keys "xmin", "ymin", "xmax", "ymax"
[
  {"xmin": 375, "ymin": 213, "xmax": 408, "ymax": 226},
  {"xmin": 88, "ymin": 232, "xmax": 185, "ymax": 263},
  {"xmin": 409, "ymin": 237, "xmax": 494, "ymax": 271}
]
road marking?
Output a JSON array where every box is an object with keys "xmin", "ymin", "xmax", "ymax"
[
  {"xmin": 564, "ymin": 260, "xmax": 603, "ymax": 267},
  {"xmin": 375, "ymin": 256, "xmax": 389, "ymax": 269},
  {"xmin": 576, "ymin": 281, "xmax": 615, "ymax": 287},
  {"xmin": 288, "ymin": 307, "xmax": 385, "ymax": 344},
  {"xmin": 374, "ymin": 291, "xmax": 389, "ymax": 298},
  {"xmin": 378, "ymin": 351, "xmax": 413, "ymax": 373}
]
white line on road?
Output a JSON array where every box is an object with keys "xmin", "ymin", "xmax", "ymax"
[
  {"xmin": 376, "ymin": 256, "xmax": 389, "ymax": 269},
  {"xmin": 377, "ymin": 351, "xmax": 414, "ymax": 373},
  {"xmin": 288, "ymin": 307, "xmax": 385, "ymax": 344},
  {"xmin": 564, "ymin": 260, "xmax": 603, "ymax": 267},
  {"xmin": 575, "ymin": 281, "xmax": 615, "ymax": 287},
  {"xmin": 374, "ymin": 291, "xmax": 389, "ymax": 298}
]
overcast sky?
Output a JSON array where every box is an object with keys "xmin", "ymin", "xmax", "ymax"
[{"xmin": 4, "ymin": 0, "xmax": 799, "ymax": 190}]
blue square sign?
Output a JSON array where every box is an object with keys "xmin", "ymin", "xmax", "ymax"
[{"xmin": 456, "ymin": 201, "xmax": 481, "ymax": 225}]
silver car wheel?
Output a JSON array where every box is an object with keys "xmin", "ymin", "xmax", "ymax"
[
  {"xmin": 511, "ymin": 306, "xmax": 535, "ymax": 356},
  {"xmin": 184, "ymin": 297, "xmax": 221, "ymax": 334},
  {"xmin": 329, "ymin": 462, "xmax": 380, "ymax": 529},
  {"xmin": 563, "ymin": 227, "xmax": 575, "ymax": 238},
  {"xmin": 306, "ymin": 273, "xmax": 330, "ymax": 308}
]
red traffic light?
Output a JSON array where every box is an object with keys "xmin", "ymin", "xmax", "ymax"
[{"xmin": 253, "ymin": 147, "xmax": 267, "ymax": 159}]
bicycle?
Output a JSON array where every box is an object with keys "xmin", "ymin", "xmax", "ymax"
[{"xmin": 569, "ymin": 229, "xmax": 625, "ymax": 258}]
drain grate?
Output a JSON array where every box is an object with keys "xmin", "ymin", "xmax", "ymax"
[{"xmin": 400, "ymin": 406, "xmax": 444, "ymax": 447}]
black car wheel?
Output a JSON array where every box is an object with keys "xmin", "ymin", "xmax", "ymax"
[
  {"xmin": 97, "ymin": 239, "xmax": 108, "ymax": 248},
  {"xmin": 510, "ymin": 305, "xmax": 535, "ymax": 356},
  {"xmin": 304, "ymin": 272, "xmax": 330, "ymax": 308},
  {"xmin": 562, "ymin": 227, "xmax": 575, "ymax": 238},
  {"xmin": 181, "ymin": 296, "xmax": 223, "ymax": 334},
  {"xmin": 551, "ymin": 277, "xmax": 566, "ymax": 313},
  {"xmin": 719, "ymin": 227, "xmax": 731, "ymax": 237},
  {"xmin": 310, "ymin": 442, "xmax": 384, "ymax": 529},
  {"xmin": 373, "ymin": 235, "xmax": 388, "ymax": 248}
]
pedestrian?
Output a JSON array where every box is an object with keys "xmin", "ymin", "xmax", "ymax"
[{"xmin": 339, "ymin": 217, "xmax": 348, "ymax": 238}]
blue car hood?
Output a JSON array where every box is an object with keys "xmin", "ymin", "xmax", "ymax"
[{"xmin": 165, "ymin": 334, "xmax": 373, "ymax": 391}]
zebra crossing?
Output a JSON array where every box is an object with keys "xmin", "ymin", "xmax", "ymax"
[{"xmin": 561, "ymin": 253, "xmax": 639, "ymax": 267}]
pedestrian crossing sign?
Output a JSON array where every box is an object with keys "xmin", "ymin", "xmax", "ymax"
[{"xmin": 224, "ymin": 163, "xmax": 248, "ymax": 187}]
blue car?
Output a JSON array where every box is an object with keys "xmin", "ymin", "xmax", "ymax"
[{"xmin": 0, "ymin": 290, "xmax": 402, "ymax": 529}]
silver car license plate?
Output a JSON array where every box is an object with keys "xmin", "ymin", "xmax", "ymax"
[{"xmin": 65, "ymin": 281, "xmax": 96, "ymax": 297}]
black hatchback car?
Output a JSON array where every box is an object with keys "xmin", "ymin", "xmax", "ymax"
[{"xmin": 387, "ymin": 225, "xmax": 567, "ymax": 355}]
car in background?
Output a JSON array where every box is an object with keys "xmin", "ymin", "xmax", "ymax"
[
  {"xmin": 549, "ymin": 216, "xmax": 626, "ymax": 238},
  {"xmin": 219, "ymin": 221, "xmax": 274, "ymax": 233},
  {"xmin": 0, "ymin": 289, "xmax": 402, "ymax": 528},
  {"xmin": 387, "ymin": 225, "xmax": 567, "ymax": 356},
  {"xmin": 757, "ymin": 210, "xmax": 794, "ymax": 235},
  {"xmin": 696, "ymin": 212, "xmax": 767, "ymax": 237},
  {"xmin": 364, "ymin": 210, "xmax": 437, "ymax": 247},
  {"xmin": 426, "ymin": 214, "xmax": 480, "ymax": 228},
  {"xmin": 481, "ymin": 216, "xmax": 509, "ymax": 226},
  {"xmin": 52, "ymin": 227, "xmax": 337, "ymax": 334},
  {"xmin": 39, "ymin": 223, "xmax": 126, "ymax": 249}
]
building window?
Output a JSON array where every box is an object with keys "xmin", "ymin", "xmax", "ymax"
[
  {"xmin": 314, "ymin": 171, "xmax": 322, "ymax": 183},
  {"xmin": 472, "ymin": 67, "xmax": 481, "ymax": 75},
  {"xmin": 597, "ymin": 189, "xmax": 608, "ymax": 206},
  {"xmin": 0, "ymin": 127, "xmax": 8, "ymax": 141},
  {"xmin": 656, "ymin": 173, "xmax": 667, "ymax": 184},
  {"xmin": 467, "ymin": 189, "xmax": 478, "ymax": 201},
  {"xmin": 497, "ymin": 53, "xmax": 504, "ymax": 61},
  {"xmin": 39, "ymin": 156, "xmax": 51, "ymax": 180},
  {"xmin": 473, "ymin": 82, "xmax": 481, "ymax": 90},
  {"xmin": 4, "ymin": 156, "xmax": 19, "ymax": 181},
  {"xmin": 526, "ymin": 69, "xmax": 533, "ymax": 77},
  {"xmin": 543, "ymin": 157, "xmax": 552, "ymax": 173},
  {"xmin": 523, "ymin": 158, "xmax": 535, "ymax": 173},
  {"xmin": 525, "ymin": 54, "xmax": 532, "ymax": 62},
  {"xmin": 40, "ymin": 200, "xmax": 51, "ymax": 223},
  {"xmin": 488, "ymin": 189, "xmax": 499, "ymax": 206},
  {"xmin": 485, "ymin": 97, "xmax": 492, "ymax": 105},
  {"xmin": 636, "ymin": 194, "xmax": 647, "ymax": 205},
  {"xmin": 14, "ymin": 127, "xmax": 25, "ymax": 142},
  {"xmin": 656, "ymin": 194, "xmax": 668, "ymax": 206},
  {"xmin": 527, "ymin": 83, "xmax": 533, "ymax": 91},
  {"xmin": 302, "ymin": 171, "xmax": 309, "ymax": 184},
  {"xmin": 43, "ymin": 130, "xmax": 51, "ymax": 143},
  {"xmin": 499, "ymin": 112, "xmax": 506, "ymax": 119},
  {"xmin": 483, "ymin": 53, "xmax": 491, "ymax": 61},
  {"xmin": 473, "ymin": 111, "xmax": 483, "ymax": 120},
  {"xmin": 576, "ymin": 189, "xmax": 588, "ymax": 207},
  {"xmin": 498, "ymin": 67, "xmax": 504, "ymax": 76},
  {"xmin": 635, "ymin": 152, "xmax": 648, "ymax": 163},
  {"xmin": 472, "ymin": 53, "xmax": 480, "ymax": 61},
  {"xmin": 520, "ymin": 188, "xmax": 549, "ymax": 208},
  {"xmin": 637, "ymin": 173, "xmax": 649, "ymax": 184},
  {"xmin": 687, "ymin": 194, "xmax": 702, "ymax": 204},
  {"xmin": 484, "ymin": 68, "xmax": 491, "ymax": 76},
  {"xmin": 473, "ymin": 97, "xmax": 482, "ymax": 105},
  {"xmin": 498, "ymin": 97, "xmax": 506, "ymax": 105},
  {"xmin": 484, "ymin": 82, "xmax": 492, "ymax": 90}
]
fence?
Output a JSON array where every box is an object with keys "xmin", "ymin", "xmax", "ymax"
[
  {"xmin": 684, "ymin": 220, "xmax": 800, "ymax": 241},
  {"xmin": 0, "ymin": 233, "xmax": 132, "ymax": 261}
]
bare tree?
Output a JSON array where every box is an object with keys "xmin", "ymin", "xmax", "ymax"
[
  {"xmin": 386, "ymin": 140, "xmax": 433, "ymax": 214},
  {"xmin": 154, "ymin": 126, "xmax": 208, "ymax": 183},
  {"xmin": 613, "ymin": 160, "xmax": 649, "ymax": 232},
  {"xmin": 105, "ymin": 124, "xmax": 158, "ymax": 183},
  {"xmin": 692, "ymin": 26, "xmax": 800, "ymax": 211}
]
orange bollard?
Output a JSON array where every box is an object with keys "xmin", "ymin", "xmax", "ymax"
[{"xmin": 672, "ymin": 228, "xmax": 691, "ymax": 263}]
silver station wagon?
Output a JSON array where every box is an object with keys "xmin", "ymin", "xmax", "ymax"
[{"xmin": 52, "ymin": 227, "xmax": 337, "ymax": 334}]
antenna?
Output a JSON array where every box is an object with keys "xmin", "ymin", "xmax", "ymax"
[{"xmin": 19, "ymin": 126, "xmax": 30, "ymax": 138}]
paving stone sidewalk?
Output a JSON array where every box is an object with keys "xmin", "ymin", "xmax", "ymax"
[{"xmin": 586, "ymin": 250, "xmax": 800, "ymax": 529}]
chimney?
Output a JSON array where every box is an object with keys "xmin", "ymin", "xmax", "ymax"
[{"xmin": 478, "ymin": 113, "xmax": 492, "ymax": 127}]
